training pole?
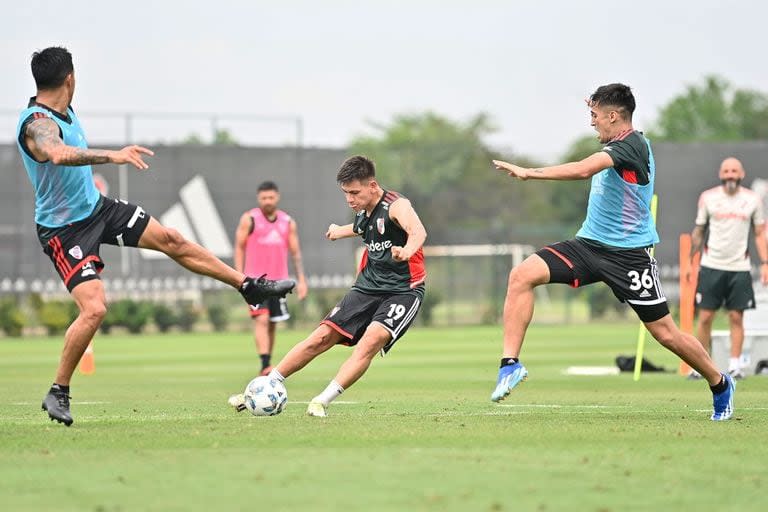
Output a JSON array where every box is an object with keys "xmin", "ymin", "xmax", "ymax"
[
  {"xmin": 678, "ymin": 234, "xmax": 700, "ymax": 375},
  {"xmin": 633, "ymin": 194, "xmax": 658, "ymax": 381}
]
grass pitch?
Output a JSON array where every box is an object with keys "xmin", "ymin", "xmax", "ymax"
[{"xmin": 1, "ymin": 324, "xmax": 766, "ymax": 511}]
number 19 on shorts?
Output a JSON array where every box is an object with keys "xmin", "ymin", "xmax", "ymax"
[{"xmin": 387, "ymin": 303, "xmax": 407, "ymax": 321}]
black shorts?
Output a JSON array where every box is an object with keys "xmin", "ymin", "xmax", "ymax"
[
  {"xmin": 321, "ymin": 287, "xmax": 423, "ymax": 354},
  {"xmin": 37, "ymin": 196, "xmax": 151, "ymax": 292},
  {"xmin": 536, "ymin": 238, "xmax": 669, "ymax": 323},
  {"xmin": 249, "ymin": 296, "xmax": 290, "ymax": 322},
  {"xmin": 696, "ymin": 267, "xmax": 755, "ymax": 311}
]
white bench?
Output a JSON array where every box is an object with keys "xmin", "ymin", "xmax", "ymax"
[{"xmin": 711, "ymin": 287, "xmax": 768, "ymax": 375}]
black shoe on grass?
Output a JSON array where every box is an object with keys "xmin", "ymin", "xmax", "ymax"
[
  {"xmin": 42, "ymin": 388, "xmax": 73, "ymax": 427},
  {"xmin": 240, "ymin": 274, "xmax": 295, "ymax": 307}
]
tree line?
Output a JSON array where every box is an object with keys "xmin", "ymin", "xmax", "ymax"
[{"xmin": 348, "ymin": 75, "xmax": 768, "ymax": 245}]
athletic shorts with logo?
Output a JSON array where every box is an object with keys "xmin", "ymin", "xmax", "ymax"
[
  {"xmin": 536, "ymin": 238, "xmax": 669, "ymax": 323},
  {"xmin": 37, "ymin": 196, "xmax": 151, "ymax": 292},
  {"xmin": 321, "ymin": 287, "xmax": 424, "ymax": 354},
  {"xmin": 249, "ymin": 296, "xmax": 290, "ymax": 322},
  {"xmin": 696, "ymin": 266, "xmax": 755, "ymax": 311}
]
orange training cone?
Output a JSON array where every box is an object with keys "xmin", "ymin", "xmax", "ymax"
[{"xmin": 79, "ymin": 342, "xmax": 95, "ymax": 375}]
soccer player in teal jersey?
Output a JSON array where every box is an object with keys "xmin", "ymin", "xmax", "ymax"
[
  {"xmin": 17, "ymin": 47, "xmax": 293, "ymax": 426},
  {"xmin": 490, "ymin": 83, "xmax": 734, "ymax": 421}
]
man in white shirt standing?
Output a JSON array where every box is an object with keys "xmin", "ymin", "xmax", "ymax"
[{"xmin": 689, "ymin": 157, "xmax": 768, "ymax": 379}]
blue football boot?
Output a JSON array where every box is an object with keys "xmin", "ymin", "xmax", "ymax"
[{"xmin": 491, "ymin": 361, "xmax": 528, "ymax": 402}]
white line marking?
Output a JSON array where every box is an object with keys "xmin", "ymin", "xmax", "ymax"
[
  {"xmin": 292, "ymin": 401, "xmax": 358, "ymax": 405},
  {"xmin": 563, "ymin": 366, "xmax": 621, "ymax": 376}
]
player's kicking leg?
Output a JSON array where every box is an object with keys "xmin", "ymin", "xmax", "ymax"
[
  {"xmin": 645, "ymin": 315, "xmax": 735, "ymax": 421},
  {"xmin": 137, "ymin": 217, "xmax": 295, "ymax": 305},
  {"xmin": 304, "ymin": 323, "xmax": 392, "ymax": 417},
  {"xmin": 228, "ymin": 324, "xmax": 343, "ymax": 412},
  {"xmin": 301, "ymin": 291, "xmax": 422, "ymax": 416},
  {"xmin": 491, "ymin": 254, "xmax": 549, "ymax": 402}
]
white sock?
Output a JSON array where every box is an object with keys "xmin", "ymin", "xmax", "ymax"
[
  {"xmin": 313, "ymin": 380, "xmax": 345, "ymax": 406},
  {"xmin": 268, "ymin": 368, "xmax": 286, "ymax": 383},
  {"xmin": 728, "ymin": 357, "xmax": 740, "ymax": 372}
]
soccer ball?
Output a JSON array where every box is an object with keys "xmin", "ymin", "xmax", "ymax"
[{"xmin": 243, "ymin": 376, "xmax": 288, "ymax": 416}]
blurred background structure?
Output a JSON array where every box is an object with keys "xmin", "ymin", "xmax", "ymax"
[{"xmin": 1, "ymin": 2, "xmax": 767, "ymax": 335}]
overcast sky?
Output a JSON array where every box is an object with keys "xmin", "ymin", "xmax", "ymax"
[{"xmin": 2, "ymin": 0, "xmax": 766, "ymax": 162}]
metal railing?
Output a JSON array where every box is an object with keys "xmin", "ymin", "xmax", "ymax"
[{"xmin": 0, "ymin": 109, "xmax": 304, "ymax": 146}]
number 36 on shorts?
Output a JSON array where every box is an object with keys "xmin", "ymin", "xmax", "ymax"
[{"xmin": 627, "ymin": 268, "xmax": 655, "ymax": 291}]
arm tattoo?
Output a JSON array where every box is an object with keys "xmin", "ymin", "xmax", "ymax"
[
  {"xmin": 56, "ymin": 147, "xmax": 112, "ymax": 166},
  {"xmin": 27, "ymin": 119, "xmax": 61, "ymax": 151},
  {"xmin": 690, "ymin": 226, "xmax": 705, "ymax": 258},
  {"xmin": 292, "ymin": 254, "xmax": 305, "ymax": 279},
  {"xmin": 27, "ymin": 119, "xmax": 111, "ymax": 166}
]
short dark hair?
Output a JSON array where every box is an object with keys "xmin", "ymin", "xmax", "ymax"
[
  {"xmin": 31, "ymin": 46, "xmax": 73, "ymax": 90},
  {"xmin": 337, "ymin": 155, "xmax": 376, "ymax": 184},
  {"xmin": 257, "ymin": 181, "xmax": 279, "ymax": 193},
  {"xmin": 589, "ymin": 83, "xmax": 635, "ymax": 120}
]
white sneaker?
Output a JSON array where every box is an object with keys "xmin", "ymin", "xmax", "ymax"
[
  {"xmin": 306, "ymin": 399, "xmax": 327, "ymax": 417},
  {"xmin": 228, "ymin": 393, "xmax": 246, "ymax": 412}
]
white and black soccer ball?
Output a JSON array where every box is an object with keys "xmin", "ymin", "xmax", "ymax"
[{"xmin": 243, "ymin": 376, "xmax": 288, "ymax": 416}]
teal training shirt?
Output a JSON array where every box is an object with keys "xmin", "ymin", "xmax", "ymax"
[
  {"xmin": 575, "ymin": 130, "xmax": 659, "ymax": 249},
  {"xmin": 16, "ymin": 98, "xmax": 100, "ymax": 228}
]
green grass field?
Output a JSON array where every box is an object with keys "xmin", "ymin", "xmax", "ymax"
[{"xmin": 1, "ymin": 324, "xmax": 766, "ymax": 511}]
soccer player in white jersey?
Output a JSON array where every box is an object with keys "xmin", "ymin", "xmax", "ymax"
[{"xmin": 688, "ymin": 157, "xmax": 768, "ymax": 379}]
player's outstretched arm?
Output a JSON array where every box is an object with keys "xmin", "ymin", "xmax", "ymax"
[
  {"xmin": 326, "ymin": 223, "xmax": 357, "ymax": 241},
  {"xmin": 25, "ymin": 117, "xmax": 153, "ymax": 169},
  {"xmin": 389, "ymin": 198, "xmax": 427, "ymax": 262},
  {"xmin": 492, "ymin": 151, "xmax": 612, "ymax": 181}
]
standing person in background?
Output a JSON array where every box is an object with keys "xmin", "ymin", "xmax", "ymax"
[
  {"xmin": 16, "ymin": 46, "xmax": 294, "ymax": 427},
  {"xmin": 234, "ymin": 181, "xmax": 308, "ymax": 376},
  {"xmin": 688, "ymin": 157, "xmax": 768, "ymax": 379}
]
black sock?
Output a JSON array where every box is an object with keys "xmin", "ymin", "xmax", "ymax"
[
  {"xmin": 500, "ymin": 357, "xmax": 519, "ymax": 368},
  {"xmin": 51, "ymin": 383, "xmax": 70, "ymax": 394},
  {"xmin": 260, "ymin": 354, "xmax": 271, "ymax": 369},
  {"xmin": 710, "ymin": 375, "xmax": 727, "ymax": 394}
]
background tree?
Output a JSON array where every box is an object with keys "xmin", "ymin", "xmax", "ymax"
[
  {"xmin": 211, "ymin": 128, "xmax": 239, "ymax": 146},
  {"xmin": 547, "ymin": 134, "xmax": 600, "ymax": 233},
  {"xmin": 181, "ymin": 133, "xmax": 205, "ymax": 145},
  {"xmin": 348, "ymin": 112, "xmax": 542, "ymax": 244},
  {"xmin": 180, "ymin": 128, "xmax": 239, "ymax": 146},
  {"xmin": 650, "ymin": 75, "xmax": 768, "ymax": 141}
]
